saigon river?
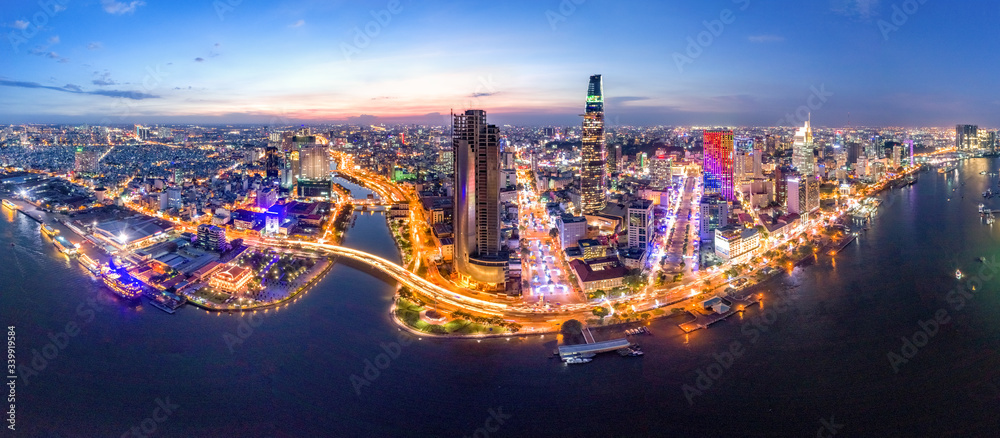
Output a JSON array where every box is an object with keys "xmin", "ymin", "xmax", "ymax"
[{"xmin": 4, "ymin": 160, "xmax": 1000, "ymax": 436}]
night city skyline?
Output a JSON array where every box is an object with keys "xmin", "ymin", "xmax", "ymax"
[
  {"xmin": 7, "ymin": 1, "xmax": 1000, "ymax": 437},
  {"xmin": 3, "ymin": 0, "xmax": 999, "ymax": 127}
]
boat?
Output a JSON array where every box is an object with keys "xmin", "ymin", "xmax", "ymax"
[
  {"xmin": 41, "ymin": 223, "xmax": 59, "ymax": 237},
  {"xmin": 52, "ymin": 235, "xmax": 77, "ymax": 256},
  {"xmin": 980, "ymin": 204, "xmax": 986, "ymax": 213},
  {"xmin": 1, "ymin": 199, "xmax": 15, "ymax": 210},
  {"xmin": 979, "ymin": 257, "xmax": 987, "ymax": 263},
  {"xmin": 564, "ymin": 357, "xmax": 592, "ymax": 364},
  {"xmin": 102, "ymin": 260, "xmax": 143, "ymax": 300},
  {"xmin": 956, "ymin": 269, "xmax": 964, "ymax": 280}
]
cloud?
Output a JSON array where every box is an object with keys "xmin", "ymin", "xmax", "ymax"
[
  {"xmin": 87, "ymin": 42, "xmax": 103, "ymax": 50},
  {"xmin": 101, "ymin": 0, "xmax": 146, "ymax": 15},
  {"xmin": 831, "ymin": 0, "xmax": 880, "ymax": 21},
  {"xmin": 12, "ymin": 20, "xmax": 29, "ymax": 30},
  {"xmin": 748, "ymin": 35, "xmax": 784, "ymax": 43},
  {"xmin": 608, "ymin": 96, "xmax": 651, "ymax": 105},
  {"xmin": 92, "ymin": 71, "xmax": 117, "ymax": 86},
  {"xmin": 48, "ymin": 35, "xmax": 60, "ymax": 44},
  {"xmin": 290, "ymin": 19, "xmax": 305, "ymax": 28},
  {"xmin": 194, "ymin": 57, "xmax": 204, "ymax": 62},
  {"xmin": 470, "ymin": 92, "xmax": 498, "ymax": 98},
  {"xmin": 46, "ymin": 52, "xmax": 59, "ymax": 59},
  {"xmin": 0, "ymin": 79, "xmax": 159, "ymax": 100}
]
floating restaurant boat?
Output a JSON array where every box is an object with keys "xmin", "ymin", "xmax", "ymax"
[
  {"xmin": 102, "ymin": 260, "xmax": 143, "ymax": 300},
  {"xmin": 1, "ymin": 199, "xmax": 16, "ymax": 210}
]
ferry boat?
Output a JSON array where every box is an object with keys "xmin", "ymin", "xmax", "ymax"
[
  {"xmin": 979, "ymin": 204, "xmax": 986, "ymax": 213},
  {"xmin": 564, "ymin": 357, "xmax": 592, "ymax": 364},
  {"xmin": 956, "ymin": 269, "xmax": 964, "ymax": 280},
  {"xmin": 1, "ymin": 199, "xmax": 16, "ymax": 210},
  {"xmin": 41, "ymin": 223, "xmax": 59, "ymax": 237}
]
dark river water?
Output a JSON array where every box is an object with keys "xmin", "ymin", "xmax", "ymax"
[{"xmin": 4, "ymin": 160, "xmax": 1000, "ymax": 437}]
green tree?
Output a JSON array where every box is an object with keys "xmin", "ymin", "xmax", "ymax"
[
  {"xmin": 560, "ymin": 319, "xmax": 583, "ymax": 336},
  {"xmin": 592, "ymin": 307, "xmax": 610, "ymax": 318},
  {"xmin": 549, "ymin": 227, "xmax": 559, "ymax": 239}
]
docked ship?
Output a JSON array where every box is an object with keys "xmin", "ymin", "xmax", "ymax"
[
  {"xmin": 102, "ymin": 261, "xmax": 143, "ymax": 300},
  {"xmin": 41, "ymin": 223, "xmax": 59, "ymax": 237},
  {"xmin": 1, "ymin": 199, "xmax": 16, "ymax": 210},
  {"xmin": 52, "ymin": 235, "xmax": 78, "ymax": 256}
]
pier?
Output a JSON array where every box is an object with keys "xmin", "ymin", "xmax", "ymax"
[
  {"xmin": 678, "ymin": 295, "xmax": 761, "ymax": 333},
  {"xmin": 557, "ymin": 338, "xmax": 631, "ymax": 360}
]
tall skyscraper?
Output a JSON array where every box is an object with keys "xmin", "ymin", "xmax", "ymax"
[
  {"xmin": 453, "ymin": 110, "xmax": 507, "ymax": 290},
  {"xmin": 292, "ymin": 135, "xmax": 332, "ymax": 198},
  {"xmin": 265, "ymin": 146, "xmax": 281, "ymax": 179},
  {"xmin": 703, "ymin": 130, "xmax": 736, "ymax": 201},
  {"xmin": 580, "ymin": 74, "xmax": 607, "ymax": 213},
  {"xmin": 792, "ymin": 119, "xmax": 815, "ymax": 175},
  {"xmin": 956, "ymin": 125, "xmax": 979, "ymax": 150}
]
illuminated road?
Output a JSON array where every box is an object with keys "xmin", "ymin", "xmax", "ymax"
[{"xmin": 288, "ymin": 240, "xmax": 510, "ymax": 316}]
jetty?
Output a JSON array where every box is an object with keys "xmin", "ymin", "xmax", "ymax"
[
  {"xmin": 557, "ymin": 338, "xmax": 631, "ymax": 360},
  {"xmin": 678, "ymin": 295, "xmax": 761, "ymax": 333}
]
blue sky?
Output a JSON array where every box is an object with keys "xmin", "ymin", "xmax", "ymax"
[{"xmin": 1, "ymin": 0, "xmax": 998, "ymax": 127}]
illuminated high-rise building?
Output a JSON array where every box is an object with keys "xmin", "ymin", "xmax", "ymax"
[
  {"xmin": 956, "ymin": 125, "xmax": 979, "ymax": 150},
  {"xmin": 265, "ymin": 146, "xmax": 281, "ymax": 179},
  {"xmin": 453, "ymin": 110, "xmax": 508, "ymax": 290},
  {"xmin": 580, "ymin": 74, "xmax": 607, "ymax": 213},
  {"xmin": 792, "ymin": 119, "xmax": 815, "ymax": 175},
  {"xmin": 703, "ymin": 130, "xmax": 735, "ymax": 202},
  {"xmin": 292, "ymin": 135, "xmax": 331, "ymax": 198}
]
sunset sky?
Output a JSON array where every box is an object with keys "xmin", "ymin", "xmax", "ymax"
[{"xmin": 2, "ymin": 0, "xmax": 998, "ymax": 126}]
